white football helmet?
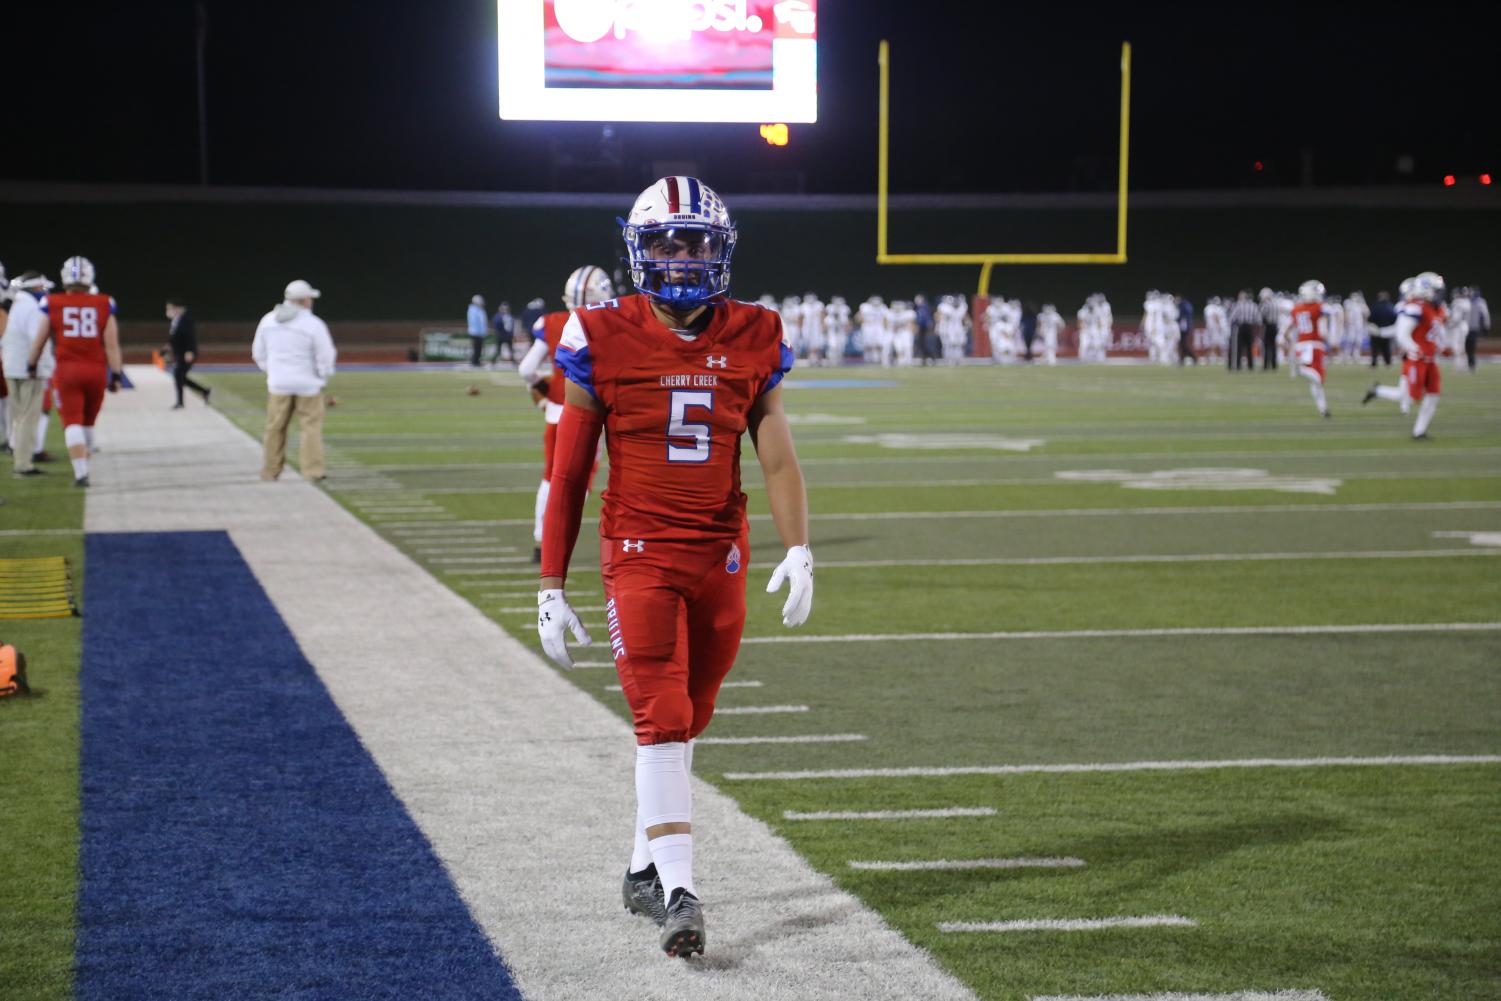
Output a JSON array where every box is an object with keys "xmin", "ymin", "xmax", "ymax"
[
  {"xmin": 61, "ymin": 255, "xmax": 96, "ymax": 289},
  {"xmin": 562, "ymin": 265, "xmax": 614, "ymax": 309},
  {"xmin": 1398, "ymin": 277, "xmax": 1416, "ymax": 300},
  {"xmin": 1297, "ymin": 279, "xmax": 1325, "ymax": 303},
  {"xmin": 622, "ymin": 176, "xmax": 736, "ymax": 307},
  {"xmin": 1412, "ymin": 271, "xmax": 1446, "ymax": 302}
]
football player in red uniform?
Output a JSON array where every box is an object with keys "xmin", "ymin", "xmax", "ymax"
[
  {"xmin": 1363, "ymin": 272, "xmax": 1446, "ymax": 439},
  {"xmin": 1290, "ymin": 279, "xmax": 1332, "ymax": 418},
  {"xmin": 536, "ymin": 177, "xmax": 812, "ymax": 959},
  {"xmin": 517, "ymin": 265, "xmax": 614, "ymax": 562},
  {"xmin": 27, "ymin": 256, "xmax": 123, "ymax": 487}
]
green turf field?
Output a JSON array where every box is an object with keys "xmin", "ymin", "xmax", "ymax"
[{"xmin": 5, "ymin": 359, "xmax": 1499, "ymax": 1000}]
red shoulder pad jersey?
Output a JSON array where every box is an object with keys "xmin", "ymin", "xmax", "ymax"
[
  {"xmin": 40, "ymin": 292, "xmax": 115, "ymax": 366},
  {"xmin": 539, "ymin": 311, "xmax": 568, "ymax": 406},
  {"xmin": 1291, "ymin": 301, "xmax": 1323, "ymax": 343},
  {"xmin": 555, "ymin": 295, "xmax": 793, "ymax": 542},
  {"xmin": 1400, "ymin": 299, "xmax": 1445, "ymax": 359}
]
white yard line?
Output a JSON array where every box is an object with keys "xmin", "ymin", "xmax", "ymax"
[
  {"xmin": 813, "ymin": 549, "xmax": 1501, "ymax": 570},
  {"xmin": 724, "ymin": 755, "xmax": 1501, "ymax": 782},
  {"xmin": 503, "ymin": 604, "xmax": 606, "ymax": 613},
  {"xmin": 696, "ymin": 734, "xmax": 867, "ymax": 746},
  {"xmin": 86, "ymin": 366, "xmax": 982, "ymax": 1001},
  {"xmin": 786, "ymin": 807, "xmax": 996, "ymax": 821},
  {"xmin": 716, "ymin": 704, "xmax": 810, "ymax": 716},
  {"xmin": 606, "ymin": 680, "xmax": 762, "ymax": 691},
  {"xmin": 785, "ymin": 500, "xmax": 1501, "ymax": 522},
  {"xmin": 1034, "ymin": 994, "xmax": 1328, "ymax": 1001},
  {"xmin": 939, "ymin": 916, "xmax": 1196, "ymax": 933},
  {"xmin": 740, "ymin": 621, "xmax": 1501, "ymax": 645},
  {"xmin": 850, "ymin": 857, "xmax": 1084, "ymax": 871},
  {"xmin": 425, "ymin": 556, "xmax": 533, "ymax": 565}
]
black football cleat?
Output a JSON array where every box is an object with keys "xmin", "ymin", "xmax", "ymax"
[
  {"xmin": 203, "ymin": 387, "xmax": 213, "ymax": 406},
  {"xmin": 75, "ymin": 476, "xmax": 90, "ymax": 488},
  {"xmin": 1322, "ymin": 410, "xmax": 1332, "ymax": 419},
  {"xmin": 1412, "ymin": 433, "xmax": 1430, "ymax": 442},
  {"xmin": 622, "ymin": 866, "xmax": 667, "ymax": 926},
  {"xmin": 14, "ymin": 467, "xmax": 45, "ymax": 477},
  {"xmin": 32, "ymin": 451, "xmax": 54, "ymax": 463},
  {"xmin": 1361, "ymin": 383, "xmax": 1378, "ymax": 405},
  {"xmin": 659, "ymin": 888, "xmax": 705, "ymax": 959}
]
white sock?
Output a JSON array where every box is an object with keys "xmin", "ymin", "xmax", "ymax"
[
  {"xmin": 1413, "ymin": 395, "xmax": 1439, "ymax": 436},
  {"xmin": 72, "ymin": 458, "xmax": 88, "ymax": 479},
  {"xmin": 649, "ymin": 833, "xmax": 695, "ymax": 902},
  {"xmin": 1374, "ymin": 385, "xmax": 1404, "ymax": 403},
  {"xmin": 35, "ymin": 413, "xmax": 50, "ymax": 453},
  {"xmin": 630, "ymin": 813, "xmax": 653, "ymax": 875},
  {"xmin": 84, "ymin": 426, "xmax": 95, "ymax": 450},
  {"xmin": 1309, "ymin": 383, "xmax": 1327, "ymax": 413},
  {"xmin": 636, "ymin": 742, "xmax": 693, "ymax": 896},
  {"xmin": 533, "ymin": 479, "xmax": 550, "ymax": 545}
]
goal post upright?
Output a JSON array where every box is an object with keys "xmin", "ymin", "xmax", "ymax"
[{"xmin": 877, "ymin": 39, "xmax": 1133, "ymax": 296}]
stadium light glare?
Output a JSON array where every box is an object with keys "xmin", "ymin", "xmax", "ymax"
[
  {"xmin": 760, "ymin": 123, "xmax": 790, "ymax": 146},
  {"xmin": 1481, "ymin": 173, "xmax": 1493, "ymax": 186},
  {"xmin": 1443, "ymin": 174, "xmax": 1457, "ymax": 186}
]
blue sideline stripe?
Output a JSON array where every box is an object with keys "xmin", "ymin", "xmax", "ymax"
[{"xmin": 79, "ymin": 531, "xmax": 521, "ymax": 1001}]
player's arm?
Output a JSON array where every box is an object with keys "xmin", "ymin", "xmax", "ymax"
[
  {"xmin": 104, "ymin": 314, "xmax": 123, "ymax": 376},
  {"xmin": 749, "ymin": 385, "xmax": 813, "ymax": 627},
  {"xmin": 536, "ymin": 378, "xmax": 604, "ymax": 666},
  {"xmin": 26, "ymin": 317, "xmax": 52, "ymax": 375},
  {"xmin": 517, "ymin": 337, "xmax": 550, "ymax": 404},
  {"xmin": 1394, "ymin": 308, "xmax": 1420, "ymax": 357}
]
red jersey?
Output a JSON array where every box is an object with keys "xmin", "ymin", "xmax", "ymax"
[
  {"xmin": 1290, "ymin": 301, "xmax": 1325, "ymax": 344},
  {"xmin": 556, "ymin": 295, "xmax": 792, "ymax": 542},
  {"xmin": 1399, "ymin": 299, "xmax": 1446, "ymax": 359},
  {"xmin": 539, "ymin": 311, "xmax": 568, "ymax": 406},
  {"xmin": 40, "ymin": 292, "xmax": 114, "ymax": 367}
]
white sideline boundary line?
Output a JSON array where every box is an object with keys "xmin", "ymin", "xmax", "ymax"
[
  {"xmin": 850, "ymin": 857, "xmax": 1084, "ymax": 871},
  {"xmin": 786, "ymin": 807, "xmax": 997, "ymax": 821},
  {"xmin": 1031, "ymin": 992, "xmax": 1330, "ymax": 1000},
  {"xmin": 740, "ymin": 621, "xmax": 1501, "ymax": 645},
  {"xmin": 940, "ymin": 915, "xmax": 1196, "ymax": 933},
  {"xmin": 86, "ymin": 367, "xmax": 983, "ymax": 1001},
  {"xmin": 724, "ymin": 754, "xmax": 1501, "ymax": 782}
]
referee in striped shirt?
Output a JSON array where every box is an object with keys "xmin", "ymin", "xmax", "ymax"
[{"xmin": 1227, "ymin": 290, "xmax": 1260, "ymax": 371}]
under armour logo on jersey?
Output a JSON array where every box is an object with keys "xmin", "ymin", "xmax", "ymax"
[
  {"xmin": 706, "ymin": 355, "xmax": 728, "ymax": 368},
  {"xmin": 622, "ymin": 539, "xmax": 645, "ymax": 553}
]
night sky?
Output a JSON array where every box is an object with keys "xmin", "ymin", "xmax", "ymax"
[{"xmin": 4, "ymin": 1, "xmax": 1496, "ymax": 195}]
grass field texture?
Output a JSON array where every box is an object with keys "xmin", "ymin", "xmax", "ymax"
[{"xmin": 4, "ymin": 358, "xmax": 1498, "ymax": 1000}]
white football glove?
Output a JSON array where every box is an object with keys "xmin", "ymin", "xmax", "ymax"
[
  {"xmin": 537, "ymin": 588, "xmax": 591, "ymax": 668},
  {"xmin": 765, "ymin": 544, "xmax": 813, "ymax": 628}
]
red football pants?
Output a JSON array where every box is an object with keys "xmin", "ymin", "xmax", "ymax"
[
  {"xmin": 55, "ymin": 363, "xmax": 107, "ymax": 427},
  {"xmin": 1402, "ymin": 357, "xmax": 1441, "ymax": 402},
  {"xmin": 601, "ymin": 533, "xmax": 749, "ymax": 745}
]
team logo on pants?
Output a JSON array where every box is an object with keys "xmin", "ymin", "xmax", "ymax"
[{"xmin": 725, "ymin": 543, "xmax": 741, "ymax": 574}]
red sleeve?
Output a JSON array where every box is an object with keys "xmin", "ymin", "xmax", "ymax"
[{"xmin": 540, "ymin": 403, "xmax": 605, "ymax": 583}]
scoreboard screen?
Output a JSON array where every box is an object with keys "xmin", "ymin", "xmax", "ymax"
[{"xmin": 498, "ymin": 1, "xmax": 817, "ymax": 123}]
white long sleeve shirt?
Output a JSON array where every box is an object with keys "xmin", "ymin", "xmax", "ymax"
[
  {"xmin": 252, "ymin": 303, "xmax": 336, "ymax": 396},
  {"xmin": 1, "ymin": 290, "xmax": 43, "ymax": 375}
]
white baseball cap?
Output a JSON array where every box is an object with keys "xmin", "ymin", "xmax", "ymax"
[{"xmin": 284, "ymin": 279, "xmax": 322, "ymax": 300}]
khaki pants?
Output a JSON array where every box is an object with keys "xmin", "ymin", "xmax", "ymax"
[
  {"xmin": 261, "ymin": 392, "xmax": 326, "ymax": 480},
  {"xmin": 7, "ymin": 378, "xmax": 43, "ymax": 473}
]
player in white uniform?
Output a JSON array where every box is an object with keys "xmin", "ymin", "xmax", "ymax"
[
  {"xmin": 1075, "ymin": 300, "xmax": 1095, "ymax": 362},
  {"xmin": 780, "ymin": 295, "xmax": 803, "ymax": 358},
  {"xmin": 984, "ymin": 298, "xmax": 1009, "ymax": 363},
  {"xmin": 799, "ymin": 293, "xmax": 825, "ymax": 365},
  {"xmin": 1343, "ymin": 291, "xmax": 1369, "ymax": 363},
  {"xmin": 1321, "ymin": 295, "xmax": 1345, "ymax": 364},
  {"xmin": 823, "ymin": 295, "xmax": 851, "ymax": 367},
  {"xmin": 889, "ymin": 300, "xmax": 917, "ymax": 365},
  {"xmin": 1202, "ymin": 296, "xmax": 1229, "ymax": 363},
  {"xmin": 1093, "ymin": 294, "xmax": 1114, "ymax": 361},
  {"xmin": 1036, "ymin": 303, "xmax": 1064, "ymax": 365},
  {"xmin": 857, "ymin": 296, "xmax": 886, "ymax": 365},
  {"xmin": 1446, "ymin": 289, "xmax": 1471, "ymax": 372},
  {"xmin": 937, "ymin": 295, "xmax": 968, "ymax": 364}
]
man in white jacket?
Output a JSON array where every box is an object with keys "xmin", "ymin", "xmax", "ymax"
[{"xmin": 252, "ymin": 279, "xmax": 336, "ymax": 481}]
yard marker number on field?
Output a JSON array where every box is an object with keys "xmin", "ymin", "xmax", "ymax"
[
  {"xmin": 849, "ymin": 857, "xmax": 1085, "ymax": 871},
  {"xmin": 939, "ymin": 915, "xmax": 1196, "ymax": 933},
  {"xmin": 785, "ymin": 807, "xmax": 996, "ymax": 821}
]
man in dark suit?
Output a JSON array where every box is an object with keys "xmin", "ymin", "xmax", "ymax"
[{"xmin": 165, "ymin": 297, "xmax": 211, "ymax": 409}]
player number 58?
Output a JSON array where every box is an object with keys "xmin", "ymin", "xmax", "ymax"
[{"xmin": 61, "ymin": 306, "xmax": 100, "ymax": 338}]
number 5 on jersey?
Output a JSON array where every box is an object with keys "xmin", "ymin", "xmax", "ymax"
[{"xmin": 667, "ymin": 390, "xmax": 713, "ymax": 463}]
